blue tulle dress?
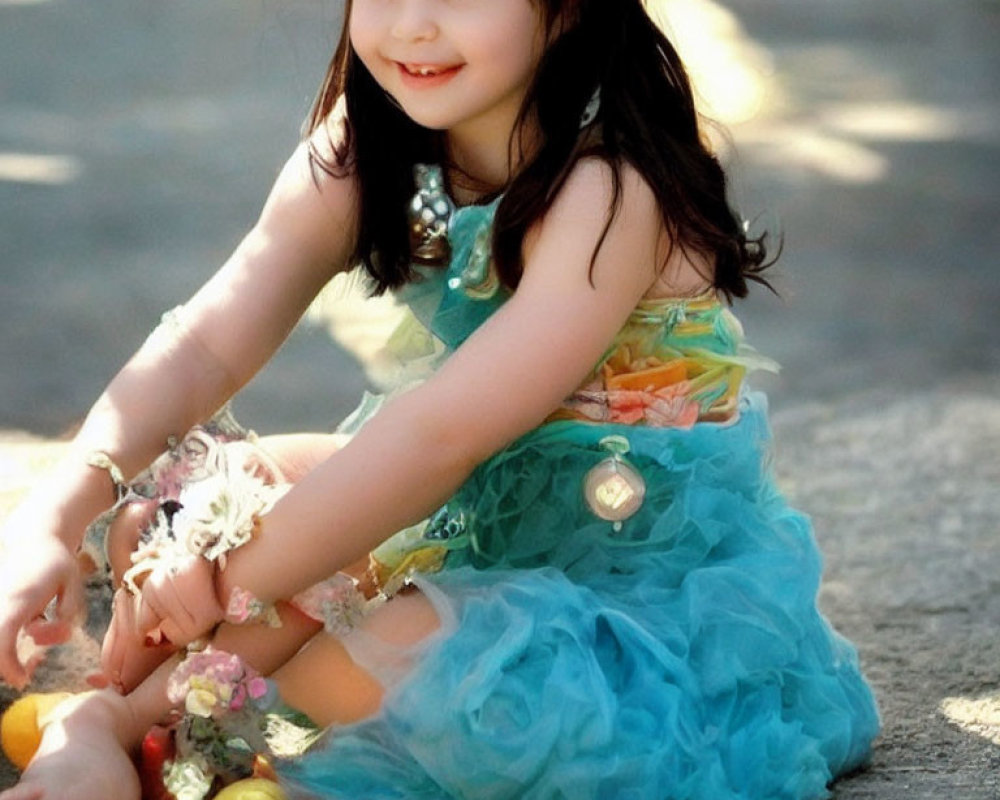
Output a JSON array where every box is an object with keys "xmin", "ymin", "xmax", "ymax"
[{"xmin": 279, "ymin": 195, "xmax": 880, "ymax": 799}]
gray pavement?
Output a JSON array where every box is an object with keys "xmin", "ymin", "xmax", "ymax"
[
  {"xmin": 2, "ymin": 0, "xmax": 1000, "ymax": 796},
  {"xmin": 0, "ymin": 0, "xmax": 364, "ymax": 436},
  {"xmin": 777, "ymin": 377, "xmax": 1000, "ymax": 799}
]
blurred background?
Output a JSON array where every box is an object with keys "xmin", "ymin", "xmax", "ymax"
[
  {"xmin": 2, "ymin": 1, "xmax": 1000, "ymax": 793},
  {"xmin": 1, "ymin": 0, "xmax": 998, "ymax": 435}
]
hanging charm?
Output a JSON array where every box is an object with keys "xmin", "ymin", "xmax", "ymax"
[
  {"xmin": 453, "ymin": 224, "xmax": 499, "ymax": 299},
  {"xmin": 409, "ymin": 163, "xmax": 455, "ymax": 266},
  {"xmin": 583, "ymin": 435, "xmax": 645, "ymax": 530}
]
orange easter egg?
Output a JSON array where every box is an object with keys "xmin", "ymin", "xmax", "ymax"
[
  {"xmin": 1, "ymin": 692, "xmax": 72, "ymax": 771},
  {"xmin": 213, "ymin": 778, "xmax": 289, "ymax": 800}
]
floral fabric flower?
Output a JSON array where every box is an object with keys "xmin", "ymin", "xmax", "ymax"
[
  {"xmin": 167, "ymin": 647, "xmax": 268, "ymax": 719},
  {"xmin": 547, "ymin": 293, "xmax": 777, "ymax": 428},
  {"xmin": 291, "ymin": 573, "xmax": 375, "ymax": 636},
  {"xmin": 226, "ymin": 586, "xmax": 282, "ymax": 628},
  {"xmin": 120, "ymin": 425, "xmax": 289, "ymax": 595}
]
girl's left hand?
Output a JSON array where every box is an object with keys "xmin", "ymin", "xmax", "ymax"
[{"xmin": 133, "ymin": 553, "xmax": 224, "ymax": 648}]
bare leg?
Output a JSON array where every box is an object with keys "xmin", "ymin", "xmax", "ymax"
[
  {"xmin": 98, "ymin": 432, "xmax": 346, "ymax": 692},
  {"xmin": 273, "ymin": 588, "xmax": 441, "ymax": 727},
  {"xmin": 1, "ymin": 602, "xmax": 322, "ymax": 800},
  {"xmin": 2, "ymin": 588, "xmax": 440, "ymax": 800},
  {"xmin": 2, "ymin": 432, "xmax": 442, "ymax": 799}
]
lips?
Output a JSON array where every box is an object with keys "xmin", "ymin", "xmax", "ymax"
[
  {"xmin": 403, "ymin": 64, "xmax": 451, "ymax": 77},
  {"xmin": 396, "ymin": 62, "xmax": 463, "ymax": 88}
]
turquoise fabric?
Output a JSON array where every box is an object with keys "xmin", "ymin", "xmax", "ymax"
[{"xmin": 280, "ymin": 200, "xmax": 879, "ymax": 799}]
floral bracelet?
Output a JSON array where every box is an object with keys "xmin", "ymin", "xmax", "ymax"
[
  {"xmin": 86, "ymin": 450, "xmax": 127, "ymax": 503},
  {"xmin": 166, "ymin": 646, "xmax": 269, "ymax": 719},
  {"xmin": 112, "ymin": 419, "xmax": 288, "ymax": 595},
  {"xmin": 225, "ymin": 586, "xmax": 282, "ymax": 628}
]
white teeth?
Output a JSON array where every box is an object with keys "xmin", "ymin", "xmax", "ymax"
[{"xmin": 408, "ymin": 65, "xmax": 443, "ymax": 76}]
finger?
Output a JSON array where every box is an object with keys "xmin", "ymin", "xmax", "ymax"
[
  {"xmin": 20, "ymin": 646, "xmax": 46, "ymax": 685},
  {"xmin": 0, "ymin": 594, "xmax": 39, "ymax": 685},
  {"xmin": 104, "ymin": 588, "xmax": 173, "ymax": 694},
  {"xmin": 135, "ymin": 588, "xmax": 164, "ymax": 642},
  {"xmin": 0, "ymin": 620, "xmax": 29, "ymax": 689},
  {"xmin": 0, "ymin": 783, "xmax": 44, "ymax": 800},
  {"xmin": 54, "ymin": 567, "xmax": 85, "ymax": 628},
  {"xmin": 157, "ymin": 569, "xmax": 201, "ymax": 634},
  {"xmin": 148, "ymin": 572, "xmax": 201, "ymax": 645},
  {"xmin": 86, "ymin": 671, "xmax": 111, "ymax": 689},
  {"xmin": 118, "ymin": 636, "xmax": 175, "ymax": 694},
  {"xmin": 100, "ymin": 590, "xmax": 130, "ymax": 690},
  {"xmin": 111, "ymin": 585, "xmax": 177, "ymax": 692},
  {"xmin": 187, "ymin": 565, "xmax": 225, "ymax": 627},
  {"xmin": 139, "ymin": 583, "xmax": 190, "ymax": 647},
  {"xmin": 157, "ymin": 617, "xmax": 185, "ymax": 648},
  {"xmin": 171, "ymin": 557, "xmax": 224, "ymax": 634},
  {"xmin": 24, "ymin": 618, "xmax": 73, "ymax": 647}
]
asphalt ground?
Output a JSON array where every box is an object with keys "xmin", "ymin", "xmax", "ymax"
[{"xmin": 2, "ymin": 0, "xmax": 999, "ymax": 796}]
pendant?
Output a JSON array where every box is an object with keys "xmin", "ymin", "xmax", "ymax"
[
  {"xmin": 583, "ymin": 435, "xmax": 646, "ymax": 531},
  {"xmin": 458, "ymin": 224, "xmax": 499, "ymax": 299},
  {"xmin": 408, "ymin": 164, "xmax": 454, "ymax": 266}
]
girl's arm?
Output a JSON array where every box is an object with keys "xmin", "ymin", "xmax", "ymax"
[
  {"xmin": 219, "ymin": 158, "xmax": 686, "ymax": 603},
  {"xmin": 71, "ymin": 137, "xmax": 359, "ymax": 484},
  {"xmin": 0, "ymin": 134, "xmax": 358, "ymax": 686}
]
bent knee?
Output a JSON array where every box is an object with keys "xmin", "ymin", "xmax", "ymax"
[
  {"xmin": 361, "ymin": 589, "xmax": 441, "ymax": 648},
  {"xmin": 274, "ymin": 633, "xmax": 385, "ymax": 727},
  {"xmin": 271, "ymin": 590, "xmax": 441, "ymax": 728}
]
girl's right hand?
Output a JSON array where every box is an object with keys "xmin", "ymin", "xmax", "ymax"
[
  {"xmin": 132, "ymin": 552, "xmax": 224, "ymax": 648},
  {"xmin": 100, "ymin": 553, "xmax": 221, "ymax": 694},
  {"xmin": 0, "ymin": 503, "xmax": 85, "ymax": 688},
  {"xmin": 99, "ymin": 588, "xmax": 176, "ymax": 694}
]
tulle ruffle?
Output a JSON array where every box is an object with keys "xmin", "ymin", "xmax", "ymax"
[{"xmin": 279, "ymin": 394, "xmax": 879, "ymax": 799}]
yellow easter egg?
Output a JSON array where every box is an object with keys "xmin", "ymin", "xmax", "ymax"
[
  {"xmin": 214, "ymin": 777, "xmax": 289, "ymax": 800},
  {"xmin": 1, "ymin": 692, "xmax": 72, "ymax": 771}
]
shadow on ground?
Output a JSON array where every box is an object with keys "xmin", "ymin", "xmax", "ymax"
[
  {"xmin": 2, "ymin": 0, "xmax": 1000, "ymax": 796},
  {"xmin": 3, "ymin": 376, "xmax": 1000, "ymax": 796}
]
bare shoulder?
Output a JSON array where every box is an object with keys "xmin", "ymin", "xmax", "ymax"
[
  {"xmin": 521, "ymin": 157, "xmax": 663, "ymax": 298},
  {"xmin": 526, "ymin": 157, "xmax": 713, "ymax": 298},
  {"xmin": 540, "ymin": 157, "xmax": 660, "ymax": 233},
  {"xmin": 415, "ymin": 159, "xmax": 669, "ymax": 461}
]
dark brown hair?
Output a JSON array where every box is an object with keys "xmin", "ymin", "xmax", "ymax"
[{"xmin": 306, "ymin": 0, "xmax": 774, "ymax": 300}]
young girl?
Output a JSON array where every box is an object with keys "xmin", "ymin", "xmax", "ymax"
[{"xmin": 0, "ymin": 1, "xmax": 879, "ymax": 798}]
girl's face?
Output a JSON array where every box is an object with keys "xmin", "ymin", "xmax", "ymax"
[{"xmin": 350, "ymin": 0, "xmax": 548, "ymax": 143}]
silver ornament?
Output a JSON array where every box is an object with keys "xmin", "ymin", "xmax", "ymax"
[{"xmin": 409, "ymin": 164, "xmax": 454, "ymax": 266}]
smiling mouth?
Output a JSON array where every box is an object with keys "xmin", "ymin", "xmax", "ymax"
[
  {"xmin": 397, "ymin": 62, "xmax": 463, "ymax": 82},
  {"xmin": 404, "ymin": 64, "xmax": 451, "ymax": 77}
]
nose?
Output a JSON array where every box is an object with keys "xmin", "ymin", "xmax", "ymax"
[{"xmin": 390, "ymin": 0, "xmax": 438, "ymax": 43}]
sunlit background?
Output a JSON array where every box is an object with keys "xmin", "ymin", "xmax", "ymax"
[
  {"xmin": 2, "ymin": 0, "xmax": 1000, "ymax": 790},
  {"xmin": 3, "ymin": 0, "xmax": 997, "ymax": 439}
]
